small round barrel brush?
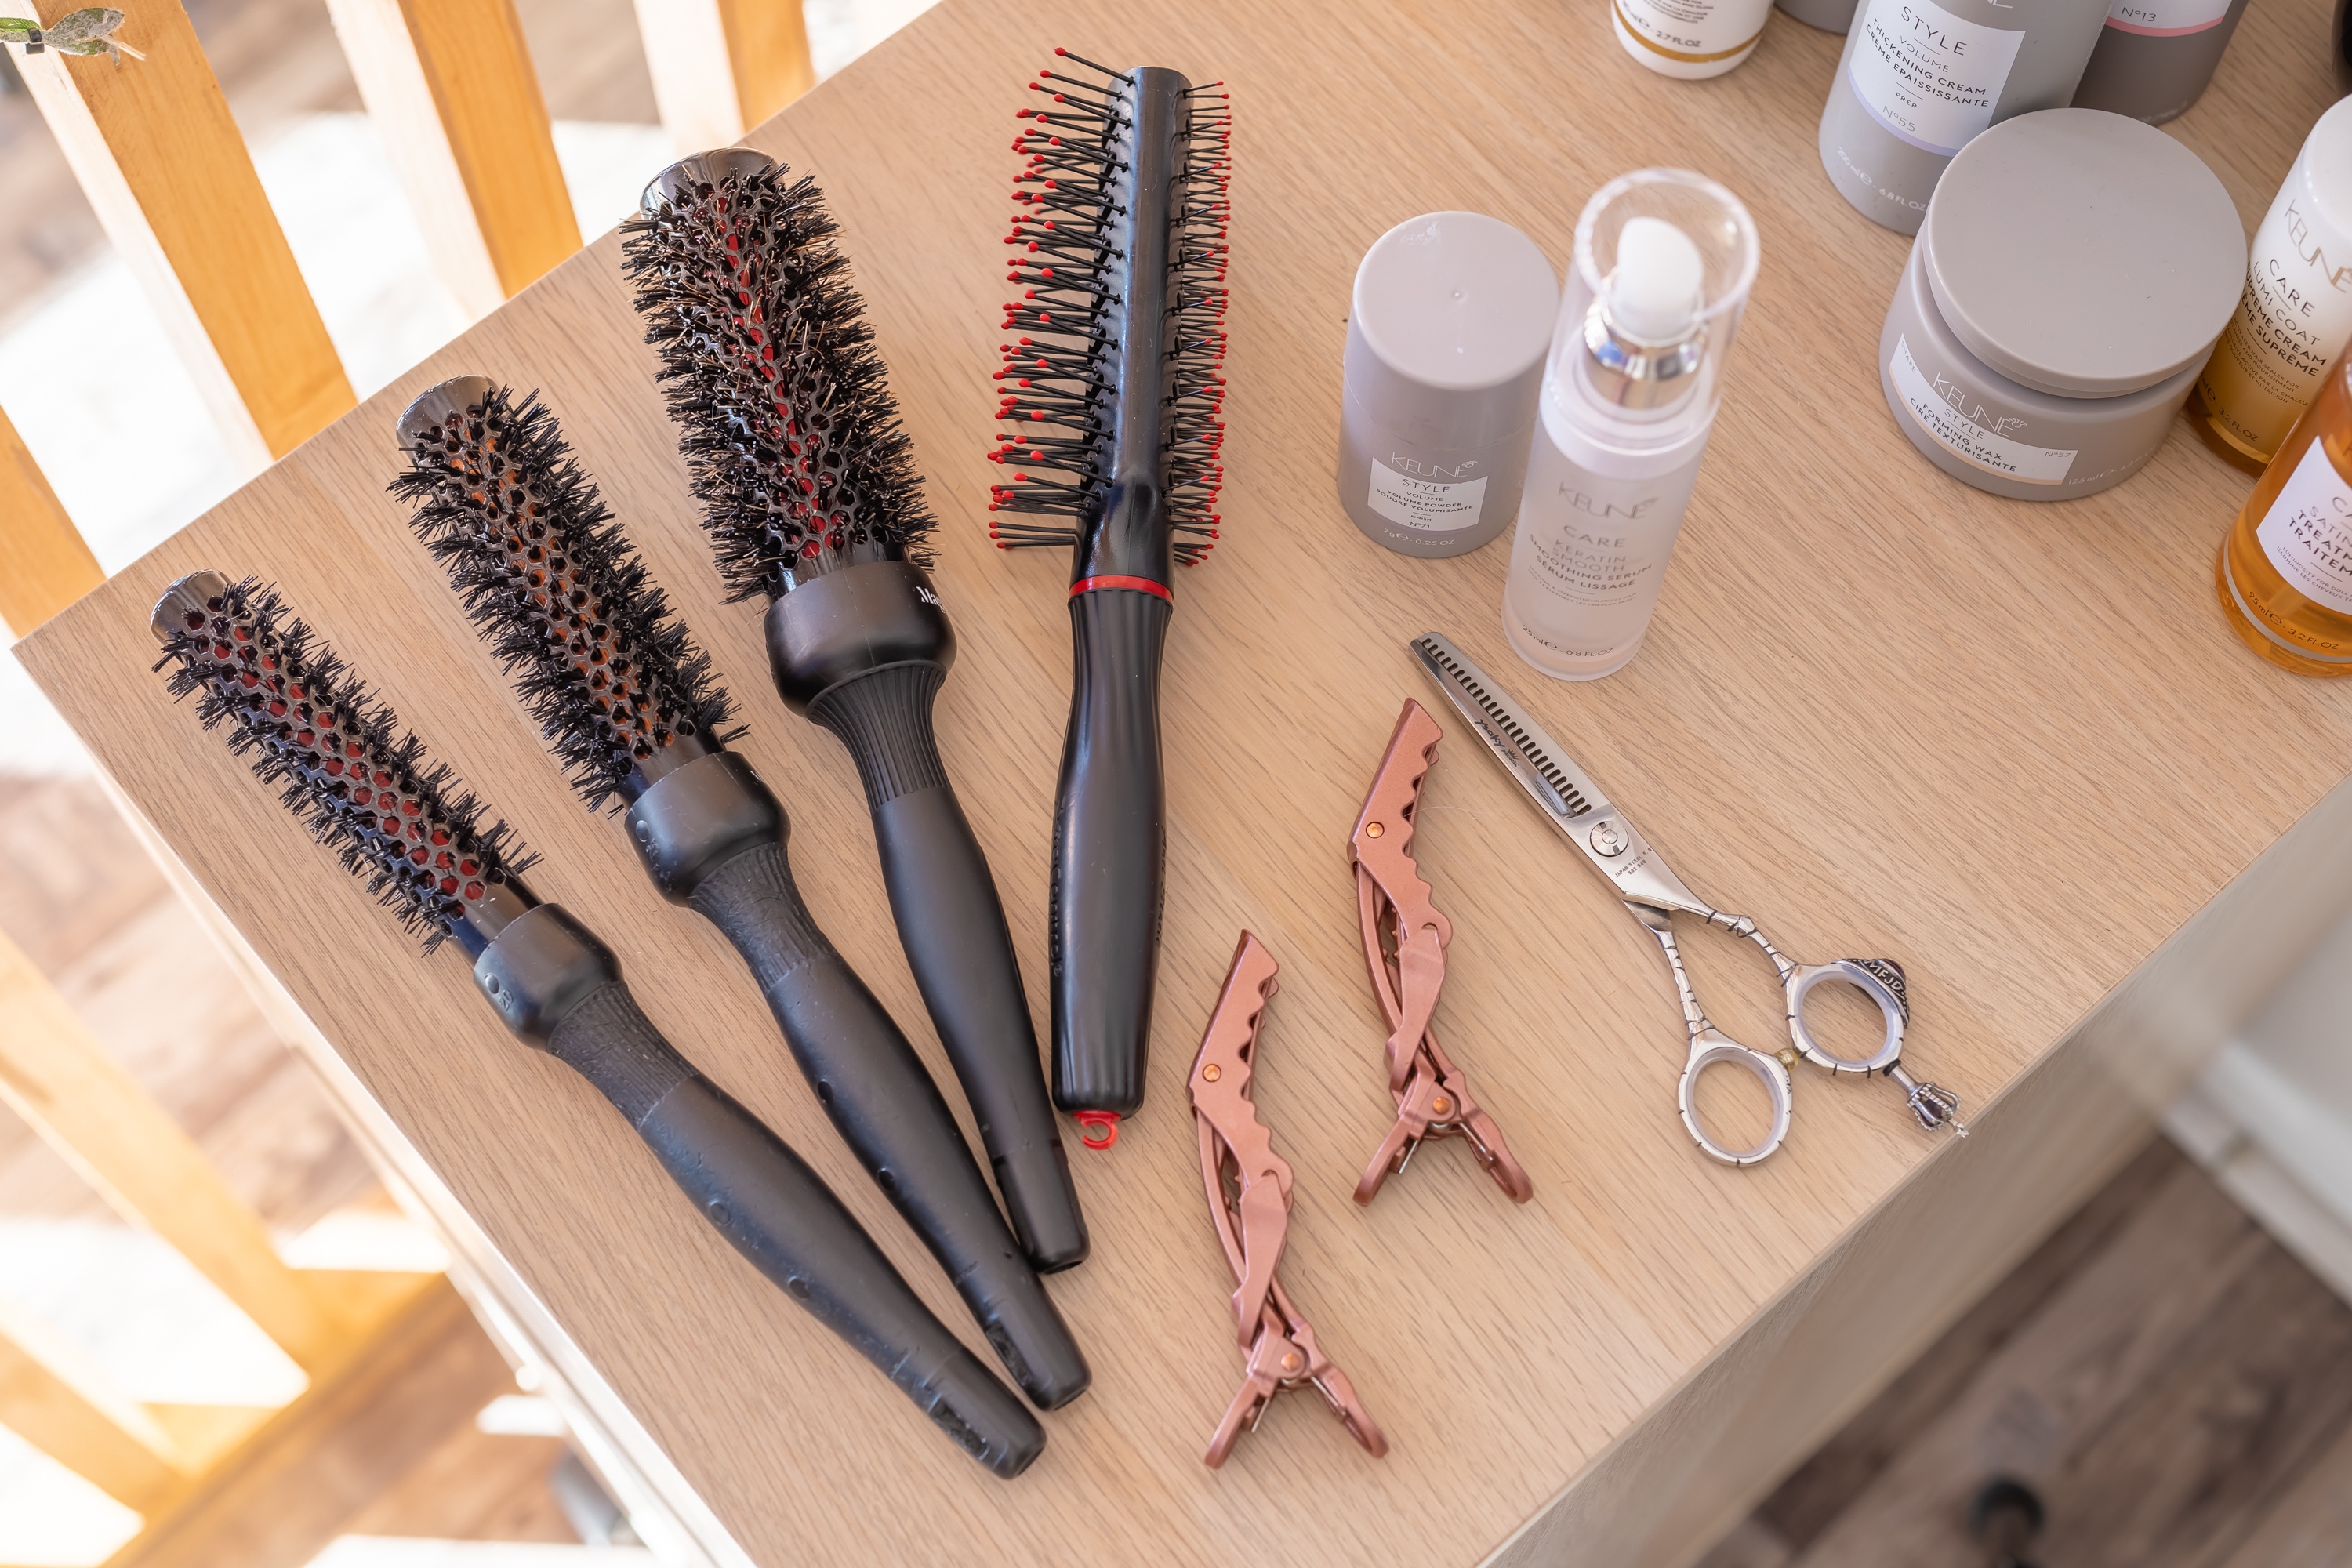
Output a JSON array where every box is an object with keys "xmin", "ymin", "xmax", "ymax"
[
  {"xmin": 622, "ymin": 150, "xmax": 1088, "ymax": 1261},
  {"xmin": 151, "ymin": 572, "xmax": 1045, "ymax": 1476},
  {"xmin": 988, "ymin": 51, "xmax": 1231, "ymax": 1146},
  {"xmin": 391, "ymin": 380, "xmax": 1088, "ymax": 1410}
]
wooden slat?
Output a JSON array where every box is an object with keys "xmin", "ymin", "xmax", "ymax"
[
  {"xmin": 106, "ymin": 1274, "xmax": 516, "ymax": 1568},
  {"xmin": 0, "ymin": 1294, "xmax": 187, "ymax": 1510},
  {"xmin": 0, "ymin": 927, "xmax": 344, "ymax": 1370},
  {"xmin": 2, "ymin": 1, "xmax": 354, "ymax": 468},
  {"xmin": 324, "ymin": 0, "xmax": 581, "ymax": 321},
  {"xmin": 0, "ymin": 402, "xmax": 102, "ymax": 638},
  {"xmin": 631, "ymin": 0, "xmax": 813, "ymax": 152}
]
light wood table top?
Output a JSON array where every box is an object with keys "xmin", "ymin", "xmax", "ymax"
[{"xmin": 22, "ymin": 0, "xmax": 2352, "ymax": 1561}]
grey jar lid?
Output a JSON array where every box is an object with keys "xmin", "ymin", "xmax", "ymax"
[
  {"xmin": 1352, "ymin": 212, "xmax": 1559, "ymax": 393},
  {"xmin": 1921, "ymin": 109, "xmax": 2244, "ymax": 401}
]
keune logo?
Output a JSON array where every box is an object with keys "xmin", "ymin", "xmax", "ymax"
[
  {"xmin": 2285, "ymin": 201, "xmax": 2352, "ymax": 292},
  {"xmin": 1388, "ymin": 454, "xmax": 1480, "ymax": 479},
  {"xmin": 1555, "ymin": 485, "xmax": 1656, "ymax": 523},
  {"xmin": 916, "ymin": 584, "xmax": 942, "ymax": 606},
  {"xmin": 1931, "ymin": 370, "xmax": 2025, "ymax": 437}
]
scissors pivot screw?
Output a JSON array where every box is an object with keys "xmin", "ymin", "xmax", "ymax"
[
  {"xmin": 1364, "ymin": 820, "xmax": 1385, "ymax": 838},
  {"xmin": 1590, "ymin": 822, "xmax": 1627, "ymax": 857}
]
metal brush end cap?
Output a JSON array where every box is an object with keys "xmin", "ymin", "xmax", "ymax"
[
  {"xmin": 397, "ymin": 375, "xmax": 500, "ymax": 447},
  {"xmin": 641, "ymin": 148, "xmax": 779, "ymax": 217},
  {"xmin": 151, "ymin": 570, "xmax": 233, "ymax": 644}
]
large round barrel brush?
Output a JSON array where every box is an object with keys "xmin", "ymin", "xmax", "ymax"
[{"xmin": 622, "ymin": 151, "xmax": 1089, "ymax": 1266}]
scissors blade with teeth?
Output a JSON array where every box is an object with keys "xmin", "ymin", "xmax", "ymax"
[{"xmin": 1409, "ymin": 633, "xmax": 1965, "ymax": 1165}]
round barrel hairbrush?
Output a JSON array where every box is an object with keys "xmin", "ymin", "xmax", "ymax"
[
  {"xmin": 987, "ymin": 51, "xmax": 1231, "ymax": 1147},
  {"xmin": 390, "ymin": 383, "xmax": 1088, "ymax": 1410},
  {"xmin": 151, "ymin": 572, "xmax": 1044, "ymax": 1476},
  {"xmin": 621, "ymin": 151, "xmax": 1088, "ymax": 1265}
]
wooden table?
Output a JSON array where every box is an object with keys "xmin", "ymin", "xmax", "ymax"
[{"xmin": 23, "ymin": 1, "xmax": 2352, "ymax": 1562}]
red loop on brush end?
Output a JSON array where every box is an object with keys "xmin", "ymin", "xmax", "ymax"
[
  {"xmin": 1074, "ymin": 1112, "xmax": 1121, "ymax": 1150},
  {"xmin": 1069, "ymin": 575, "xmax": 1173, "ymax": 601}
]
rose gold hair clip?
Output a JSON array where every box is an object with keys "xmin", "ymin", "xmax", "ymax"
[
  {"xmin": 1190, "ymin": 931, "xmax": 1386, "ymax": 1469},
  {"xmin": 1349, "ymin": 699, "xmax": 1533, "ymax": 1207}
]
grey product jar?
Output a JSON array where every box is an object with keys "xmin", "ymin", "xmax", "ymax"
[
  {"xmin": 1338, "ymin": 212, "xmax": 1559, "ymax": 558},
  {"xmin": 2069, "ymin": 0, "xmax": 2251, "ymax": 123},
  {"xmin": 1819, "ymin": 0, "xmax": 2111, "ymax": 235},
  {"xmin": 1876, "ymin": 109, "xmax": 2243, "ymax": 500},
  {"xmin": 1777, "ymin": 0, "xmax": 1860, "ymax": 34}
]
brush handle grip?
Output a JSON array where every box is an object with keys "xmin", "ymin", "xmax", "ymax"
[
  {"xmin": 474, "ymin": 904, "xmax": 1043, "ymax": 1476},
  {"xmin": 688, "ymin": 838, "xmax": 1091, "ymax": 1410},
  {"xmin": 810, "ymin": 662, "xmax": 1089, "ymax": 1272},
  {"xmin": 1050, "ymin": 586, "xmax": 1173, "ymax": 1124},
  {"xmin": 551, "ymin": 989, "xmax": 1046, "ymax": 1476}
]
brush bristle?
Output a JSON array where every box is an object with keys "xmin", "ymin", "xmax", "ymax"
[
  {"xmin": 987, "ymin": 53, "xmax": 1230, "ymax": 564},
  {"xmin": 391, "ymin": 383, "xmax": 740, "ymax": 815},
  {"xmin": 154, "ymin": 577, "xmax": 535, "ymax": 953},
  {"xmin": 622, "ymin": 161, "xmax": 936, "ymax": 600}
]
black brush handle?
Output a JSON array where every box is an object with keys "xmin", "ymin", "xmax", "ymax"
[
  {"xmin": 473, "ymin": 904, "xmax": 1044, "ymax": 1477},
  {"xmin": 808, "ymin": 663, "xmax": 1089, "ymax": 1272},
  {"xmin": 1049, "ymin": 584, "xmax": 1172, "ymax": 1125},
  {"xmin": 624, "ymin": 753, "xmax": 1090, "ymax": 1410}
]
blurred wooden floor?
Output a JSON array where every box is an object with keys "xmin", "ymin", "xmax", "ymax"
[{"xmin": 1699, "ymin": 1136, "xmax": 2352, "ymax": 1568}]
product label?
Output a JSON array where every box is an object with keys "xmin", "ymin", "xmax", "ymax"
[
  {"xmin": 1889, "ymin": 336, "xmax": 2077, "ymax": 484},
  {"xmin": 2256, "ymin": 438, "xmax": 2352, "ymax": 615},
  {"xmin": 1846, "ymin": 0, "xmax": 2024, "ymax": 157},
  {"xmin": 1615, "ymin": 0, "xmax": 1771, "ymax": 60},
  {"xmin": 2103, "ymin": 0, "xmax": 2231, "ymax": 35},
  {"xmin": 1368, "ymin": 459, "xmax": 1486, "ymax": 534},
  {"xmin": 1504, "ymin": 426, "xmax": 1704, "ymax": 663},
  {"xmin": 2197, "ymin": 191, "xmax": 2352, "ymax": 463}
]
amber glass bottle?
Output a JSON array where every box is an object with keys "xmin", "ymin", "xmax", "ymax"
[{"xmin": 2217, "ymin": 350, "xmax": 2352, "ymax": 675}]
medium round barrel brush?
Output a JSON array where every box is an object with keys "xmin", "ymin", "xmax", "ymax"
[
  {"xmin": 622, "ymin": 151, "xmax": 1088, "ymax": 1264},
  {"xmin": 987, "ymin": 51, "xmax": 1231, "ymax": 1148},
  {"xmin": 392, "ymin": 379, "xmax": 1087, "ymax": 1409},
  {"xmin": 151, "ymin": 572, "xmax": 1045, "ymax": 1475}
]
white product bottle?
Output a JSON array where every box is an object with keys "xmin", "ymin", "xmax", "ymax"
[
  {"xmin": 1612, "ymin": 0, "xmax": 1775, "ymax": 77},
  {"xmin": 1504, "ymin": 170, "xmax": 1760, "ymax": 681}
]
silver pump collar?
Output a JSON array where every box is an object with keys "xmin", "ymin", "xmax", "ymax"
[{"xmin": 1581, "ymin": 297, "xmax": 1704, "ymax": 412}]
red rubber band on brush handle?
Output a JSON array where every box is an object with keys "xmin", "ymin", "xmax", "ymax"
[{"xmin": 1069, "ymin": 574, "xmax": 1173, "ymax": 601}]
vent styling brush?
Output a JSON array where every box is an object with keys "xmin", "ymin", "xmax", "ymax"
[
  {"xmin": 151, "ymin": 572, "xmax": 1044, "ymax": 1476},
  {"xmin": 988, "ymin": 51, "xmax": 1231, "ymax": 1146},
  {"xmin": 392, "ymin": 380, "xmax": 1087, "ymax": 1410},
  {"xmin": 622, "ymin": 151, "xmax": 1087, "ymax": 1270}
]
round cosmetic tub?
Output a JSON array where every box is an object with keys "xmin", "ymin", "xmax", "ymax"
[
  {"xmin": 1340, "ymin": 212, "xmax": 1559, "ymax": 557},
  {"xmin": 1877, "ymin": 109, "xmax": 2242, "ymax": 502}
]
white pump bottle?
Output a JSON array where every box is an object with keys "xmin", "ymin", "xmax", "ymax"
[{"xmin": 1504, "ymin": 170, "xmax": 1759, "ymax": 681}]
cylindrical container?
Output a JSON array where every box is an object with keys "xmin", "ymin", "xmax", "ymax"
[
  {"xmin": 1340, "ymin": 212, "xmax": 1559, "ymax": 558},
  {"xmin": 2216, "ymin": 348, "xmax": 2352, "ymax": 674},
  {"xmin": 1613, "ymin": 0, "xmax": 1773, "ymax": 76},
  {"xmin": 1878, "ymin": 111, "xmax": 2241, "ymax": 501},
  {"xmin": 2068, "ymin": 0, "xmax": 2249, "ymax": 123},
  {"xmin": 1819, "ymin": 0, "xmax": 2110, "ymax": 234},
  {"xmin": 1777, "ymin": 0, "xmax": 1860, "ymax": 34},
  {"xmin": 2189, "ymin": 98, "xmax": 2352, "ymax": 475},
  {"xmin": 1504, "ymin": 170, "xmax": 1759, "ymax": 681}
]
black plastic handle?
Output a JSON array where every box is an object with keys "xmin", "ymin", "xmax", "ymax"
[
  {"xmin": 809, "ymin": 662, "xmax": 1088, "ymax": 1272},
  {"xmin": 1049, "ymin": 585, "xmax": 1172, "ymax": 1127},
  {"xmin": 688, "ymin": 837, "xmax": 1091, "ymax": 1410},
  {"xmin": 474, "ymin": 904, "xmax": 1044, "ymax": 1476}
]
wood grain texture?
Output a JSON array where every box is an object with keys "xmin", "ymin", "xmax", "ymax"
[
  {"xmin": 17, "ymin": 0, "xmax": 2352, "ymax": 1562},
  {"xmin": 2, "ymin": 0, "xmax": 354, "ymax": 466},
  {"xmin": 0, "ymin": 401, "xmax": 102, "ymax": 639},
  {"xmin": 325, "ymin": 0, "xmax": 582, "ymax": 318}
]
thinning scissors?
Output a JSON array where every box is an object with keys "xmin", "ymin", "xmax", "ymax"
[{"xmin": 1410, "ymin": 633, "xmax": 1966, "ymax": 1166}]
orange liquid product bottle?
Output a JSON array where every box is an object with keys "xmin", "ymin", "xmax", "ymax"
[{"xmin": 2216, "ymin": 350, "xmax": 2352, "ymax": 676}]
